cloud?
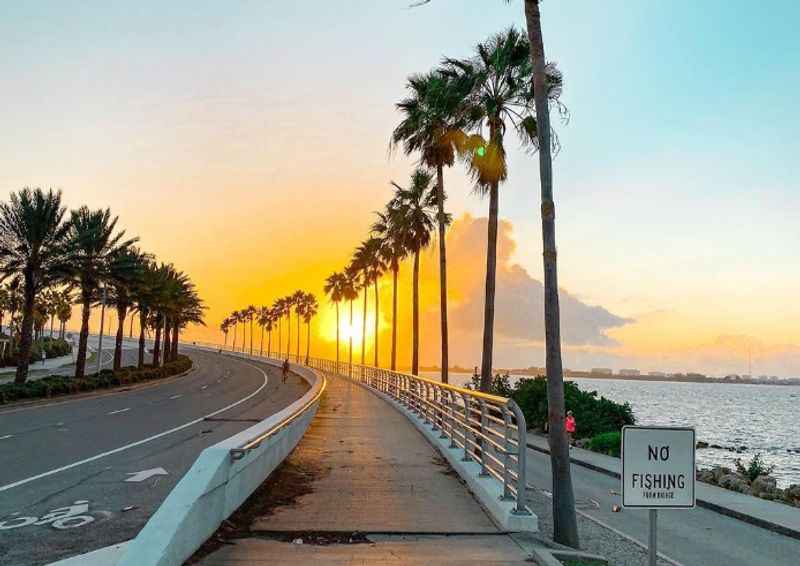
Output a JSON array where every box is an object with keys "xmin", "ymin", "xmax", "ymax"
[{"xmin": 417, "ymin": 214, "xmax": 631, "ymax": 366}]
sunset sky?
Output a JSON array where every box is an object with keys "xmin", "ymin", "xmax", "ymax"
[{"xmin": 2, "ymin": 1, "xmax": 799, "ymax": 377}]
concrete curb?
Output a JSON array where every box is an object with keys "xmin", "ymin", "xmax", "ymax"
[
  {"xmin": 353, "ymin": 379, "xmax": 538, "ymax": 533},
  {"xmin": 527, "ymin": 439, "xmax": 800, "ymax": 541}
]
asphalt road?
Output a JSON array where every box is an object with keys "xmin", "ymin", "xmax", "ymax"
[
  {"xmin": 526, "ymin": 447, "xmax": 800, "ymax": 566},
  {"xmin": 0, "ymin": 349, "xmax": 309, "ymax": 566}
]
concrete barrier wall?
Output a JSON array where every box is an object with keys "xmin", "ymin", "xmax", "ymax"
[{"xmin": 116, "ymin": 356, "xmax": 323, "ymax": 566}]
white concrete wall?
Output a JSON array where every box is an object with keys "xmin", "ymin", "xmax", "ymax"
[{"xmin": 116, "ymin": 356, "xmax": 323, "ymax": 566}]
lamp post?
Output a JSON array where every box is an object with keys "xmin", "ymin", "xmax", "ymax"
[{"xmin": 96, "ymin": 285, "xmax": 107, "ymax": 374}]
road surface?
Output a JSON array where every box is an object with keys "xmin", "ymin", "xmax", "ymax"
[
  {"xmin": 0, "ymin": 349, "xmax": 308, "ymax": 565},
  {"xmin": 526, "ymin": 446, "xmax": 800, "ymax": 565}
]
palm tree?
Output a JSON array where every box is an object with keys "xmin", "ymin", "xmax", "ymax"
[
  {"xmin": 372, "ymin": 211, "xmax": 408, "ymax": 372},
  {"xmin": 441, "ymin": 27, "xmax": 562, "ymax": 392},
  {"xmin": 130, "ymin": 260, "xmax": 159, "ymax": 368},
  {"xmin": 63, "ymin": 207, "xmax": 137, "ymax": 378},
  {"xmin": 107, "ymin": 247, "xmax": 149, "ymax": 371},
  {"xmin": 221, "ymin": 317, "xmax": 231, "ymax": 347},
  {"xmin": 324, "ymin": 271, "xmax": 346, "ymax": 372},
  {"xmin": 56, "ymin": 290, "xmax": 72, "ymax": 339},
  {"xmin": 245, "ymin": 305, "xmax": 257, "ymax": 355},
  {"xmin": 271, "ymin": 299, "xmax": 283, "ymax": 357},
  {"xmin": 389, "ymin": 169, "xmax": 436, "ymax": 376},
  {"xmin": 351, "ymin": 238, "xmax": 382, "ymax": 367},
  {"xmin": 0, "ymin": 188, "xmax": 71, "ymax": 383},
  {"xmin": 291, "ymin": 290, "xmax": 304, "ymax": 361},
  {"xmin": 168, "ymin": 277, "xmax": 204, "ymax": 360},
  {"xmin": 256, "ymin": 306, "xmax": 270, "ymax": 356},
  {"xmin": 302, "ymin": 292, "xmax": 318, "ymax": 364},
  {"xmin": 392, "ymin": 71, "xmax": 470, "ymax": 383},
  {"xmin": 341, "ymin": 269, "xmax": 359, "ymax": 376},
  {"xmin": 520, "ymin": 0, "xmax": 578, "ymax": 546}
]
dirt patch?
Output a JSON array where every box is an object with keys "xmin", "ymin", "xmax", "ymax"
[{"xmin": 185, "ymin": 458, "xmax": 324, "ymax": 564}]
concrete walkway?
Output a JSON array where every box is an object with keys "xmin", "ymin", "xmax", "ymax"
[
  {"xmin": 527, "ymin": 433, "xmax": 800, "ymax": 539},
  {"xmin": 198, "ymin": 373, "xmax": 534, "ymax": 564}
]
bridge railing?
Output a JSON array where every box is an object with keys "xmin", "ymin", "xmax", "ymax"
[{"xmin": 187, "ymin": 341, "xmax": 529, "ymax": 516}]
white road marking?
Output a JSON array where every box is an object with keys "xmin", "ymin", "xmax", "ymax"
[
  {"xmin": 0, "ymin": 434, "xmax": 13, "ymax": 440},
  {"xmin": 0, "ymin": 358, "xmax": 269, "ymax": 493},
  {"xmin": 124, "ymin": 467, "xmax": 168, "ymax": 482},
  {"xmin": 168, "ymin": 394, "xmax": 182, "ymax": 400},
  {"xmin": 200, "ymin": 385, "xmax": 208, "ymax": 390},
  {"xmin": 107, "ymin": 408, "xmax": 130, "ymax": 415}
]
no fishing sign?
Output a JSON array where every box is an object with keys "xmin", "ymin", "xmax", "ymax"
[{"xmin": 621, "ymin": 426, "xmax": 696, "ymax": 509}]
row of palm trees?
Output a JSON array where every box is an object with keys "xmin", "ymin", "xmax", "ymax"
[
  {"xmin": 221, "ymin": 291, "xmax": 319, "ymax": 363},
  {"xmin": 0, "ymin": 187, "xmax": 205, "ymax": 384},
  {"xmin": 325, "ymin": 4, "xmax": 579, "ymax": 545},
  {"xmin": 0, "ymin": 285, "xmax": 73, "ymax": 344}
]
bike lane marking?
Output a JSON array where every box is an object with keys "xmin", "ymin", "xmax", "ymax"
[
  {"xmin": 0, "ymin": 435, "xmax": 13, "ymax": 440},
  {"xmin": 0, "ymin": 358, "xmax": 269, "ymax": 493},
  {"xmin": 107, "ymin": 408, "xmax": 130, "ymax": 415}
]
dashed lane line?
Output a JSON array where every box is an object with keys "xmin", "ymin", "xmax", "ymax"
[{"xmin": 0, "ymin": 358, "xmax": 269, "ymax": 493}]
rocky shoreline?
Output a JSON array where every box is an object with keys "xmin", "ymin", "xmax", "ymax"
[{"xmin": 696, "ymin": 465, "xmax": 800, "ymax": 508}]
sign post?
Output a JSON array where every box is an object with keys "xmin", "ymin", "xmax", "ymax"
[{"xmin": 621, "ymin": 426, "xmax": 695, "ymax": 566}]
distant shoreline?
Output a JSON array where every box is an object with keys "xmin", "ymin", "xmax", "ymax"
[{"xmin": 417, "ymin": 367, "xmax": 800, "ymax": 387}]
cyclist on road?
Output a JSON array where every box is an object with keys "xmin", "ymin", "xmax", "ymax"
[{"xmin": 282, "ymin": 358, "xmax": 290, "ymax": 383}]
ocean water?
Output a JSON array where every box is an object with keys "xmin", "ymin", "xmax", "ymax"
[{"xmin": 423, "ymin": 372, "xmax": 800, "ymax": 487}]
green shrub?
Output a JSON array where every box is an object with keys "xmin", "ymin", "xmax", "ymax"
[
  {"xmin": 586, "ymin": 431, "xmax": 622, "ymax": 457},
  {"xmin": 735, "ymin": 453, "xmax": 775, "ymax": 483},
  {"xmin": 504, "ymin": 377, "xmax": 634, "ymax": 439},
  {"xmin": 0, "ymin": 354, "xmax": 192, "ymax": 405}
]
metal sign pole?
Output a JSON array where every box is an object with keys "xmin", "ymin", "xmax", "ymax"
[{"xmin": 649, "ymin": 509, "xmax": 657, "ymax": 566}]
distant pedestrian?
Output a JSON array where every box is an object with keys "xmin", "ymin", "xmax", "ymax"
[
  {"xmin": 565, "ymin": 410, "xmax": 576, "ymax": 446},
  {"xmin": 282, "ymin": 358, "xmax": 290, "ymax": 383}
]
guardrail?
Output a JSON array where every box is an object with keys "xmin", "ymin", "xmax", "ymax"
[
  {"xmin": 116, "ymin": 348, "xmax": 325, "ymax": 566},
  {"xmin": 189, "ymin": 341, "xmax": 532, "ymax": 523}
]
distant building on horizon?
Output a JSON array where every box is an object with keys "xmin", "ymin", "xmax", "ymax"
[
  {"xmin": 590, "ymin": 368, "xmax": 613, "ymax": 375},
  {"xmin": 619, "ymin": 368, "xmax": 640, "ymax": 376},
  {"xmin": 648, "ymin": 371, "xmax": 667, "ymax": 377}
]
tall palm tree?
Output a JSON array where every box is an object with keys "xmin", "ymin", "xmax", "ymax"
[
  {"xmin": 0, "ymin": 188, "xmax": 71, "ymax": 383},
  {"xmin": 245, "ymin": 305, "xmax": 257, "ymax": 355},
  {"xmin": 168, "ymin": 276, "xmax": 204, "ymax": 360},
  {"xmin": 271, "ymin": 299, "xmax": 283, "ymax": 357},
  {"xmin": 256, "ymin": 306, "xmax": 270, "ymax": 356},
  {"xmin": 372, "ymin": 212, "xmax": 407, "ymax": 372},
  {"xmin": 389, "ymin": 169, "xmax": 436, "ymax": 375},
  {"xmin": 351, "ymin": 238, "xmax": 382, "ymax": 367},
  {"xmin": 441, "ymin": 27, "xmax": 563, "ymax": 392},
  {"xmin": 221, "ymin": 317, "xmax": 231, "ymax": 347},
  {"xmin": 520, "ymin": 0, "xmax": 578, "ymax": 546},
  {"xmin": 130, "ymin": 260, "xmax": 159, "ymax": 368},
  {"xmin": 302, "ymin": 292, "xmax": 318, "ymax": 364},
  {"xmin": 392, "ymin": 71, "xmax": 469, "ymax": 383},
  {"xmin": 291, "ymin": 290, "xmax": 304, "ymax": 361},
  {"xmin": 56, "ymin": 289, "xmax": 72, "ymax": 339},
  {"xmin": 107, "ymin": 246, "xmax": 149, "ymax": 371},
  {"xmin": 341, "ymin": 269, "xmax": 359, "ymax": 376},
  {"xmin": 324, "ymin": 271, "xmax": 346, "ymax": 372}
]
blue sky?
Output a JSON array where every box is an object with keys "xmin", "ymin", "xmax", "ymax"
[{"xmin": 2, "ymin": 1, "xmax": 799, "ymax": 375}]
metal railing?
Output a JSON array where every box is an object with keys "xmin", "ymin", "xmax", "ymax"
[{"xmin": 187, "ymin": 340, "xmax": 530, "ymax": 515}]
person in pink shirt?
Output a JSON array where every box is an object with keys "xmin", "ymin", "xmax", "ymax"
[{"xmin": 565, "ymin": 410, "xmax": 576, "ymax": 446}]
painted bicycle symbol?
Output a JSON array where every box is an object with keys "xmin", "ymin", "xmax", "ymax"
[{"xmin": 0, "ymin": 500, "xmax": 96, "ymax": 530}]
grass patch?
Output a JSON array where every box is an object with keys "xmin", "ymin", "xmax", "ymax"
[{"xmin": 560, "ymin": 559, "xmax": 608, "ymax": 566}]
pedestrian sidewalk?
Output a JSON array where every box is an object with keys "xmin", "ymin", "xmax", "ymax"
[
  {"xmin": 527, "ymin": 433, "xmax": 800, "ymax": 540},
  {"xmin": 198, "ymin": 373, "xmax": 537, "ymax": 565},
  {"xmin": 0, "ymin": 348, "xmax": 76, "ymax": 378}
]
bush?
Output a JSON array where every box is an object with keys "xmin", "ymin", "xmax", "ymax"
[
  {"xmin": 735, "ymin": 453, "xmax": 775, "ymax": 483},
  {"xmin": 506, "ymin": 377, "xmax": 635, "ymax": 439},
  {"xmin": 0, "ymin": 354, "xmax": 192, "ymax": 405},
  {"xmin": 586, "ymin": 431, "xmax": 622, "ymax": 457}
]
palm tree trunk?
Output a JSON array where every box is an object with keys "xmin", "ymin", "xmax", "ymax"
[
  {"xmin": 138, "ymin": 311, "xmax": 147, "ymax": 368},
  {"xmin": 296, "ymin": 310, "xmax": 300, "ymax": 361},
  {"xmin": 391, "ymin": 264, "xmax": 398, "ymax": 372},
  {"xmin": 232, "ymin": 324, "xmax": 237, "ymax": 351},
  {"xmin": 50, "ymin": 314, "xmax": 55, "ymax": 338},
  {"xmin": 113, "ymin": 305, "xmax": 126, "ymax": 371},
  {"xmin": 348, "ymin": 300, "xmax": 353, "ymax": 377},
  {"xmin": 172, "ymin": 322, "xmax": 179, "ymax": 359},
  {"xmin": 524, "ymin": 0, "xmax": 579, "ymax": 548},
  {"xmin": 129, "ymin": 314, "xmax": 134, "ymax": 338},
  {"xmin": 250, "ymin": 318, "xmax": 254, "ymax": 355},
  {"xmin": 260, "ymin": 325, "xmax": 264, "ymax": 356},
  {"xmin": 15, "ymin": 273, "xmax": 36, "ymax": 383},
  {"xmin": 436, "ymin": 164, "xmax": 450, "ymax": 384},
  {"xmin": 267, "ymin": 328, "xmax": 272, "ymax": 358},
  {"xmin": 305, "ymin": 320, "xmax": 311, "ymax": 364},
  {"xmin": 74, "ymin": 296, "xmax": 91, "ymax": 379},
  {"xmin": 361, "ymin": 278, "xmax": 367, "ymax": 366},
  {"xmin": 162, "ymin": 316, "xmax": 171, "ymax": 365},
  {"xmin": 277, "ymin": 318, "xmax": 282, "ymax": 357},
  {"xmin": 335, "ymin": 302, "xmax": 340, "ymax": 372},
  {"xmin": 373, "ymin": 279, "xmax": 379, "ymax": 367},
  {"xmin": 153, "ymin": 317, "xmax": 162, "ymax": 366},
  {"xmin": 286, "ymin": 314, "xmax": 291, "ymax": 359},
  {"xmin": 479, "ymin": 178, "xmax": 499, "ymax": 392},
  {"xmin": 412, "ymin": 251, "xmax": 420, "ymax": 376}
]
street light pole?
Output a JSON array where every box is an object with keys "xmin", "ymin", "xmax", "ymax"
[{"xmin": 96, "ymin": 285, "xmax": 107, "ymax": 374}]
